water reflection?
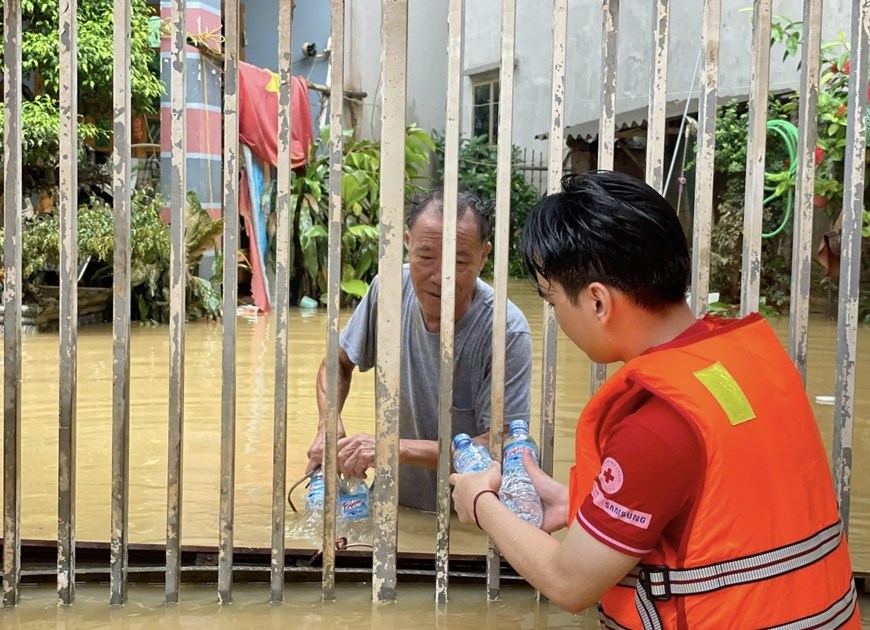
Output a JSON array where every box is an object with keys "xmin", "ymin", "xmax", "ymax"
[{"xmin": 0, "ymin": 280, "xmax": 867, "ymax": 572}]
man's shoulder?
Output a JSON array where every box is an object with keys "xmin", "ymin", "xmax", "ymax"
[{"xmin": 473, "ymin": 278, "xmax": 530, "ymax": 334}]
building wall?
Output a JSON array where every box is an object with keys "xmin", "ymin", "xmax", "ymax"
[
  {"xmin": 347, "ymin": 0, "xmax": 449, "ymax": 139},
  {"xmin": 462, "ymin": 0, "xmax": 854, "ymax": 155}
]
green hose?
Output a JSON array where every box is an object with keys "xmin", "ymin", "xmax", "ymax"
[{"xmin": 761, "ymin": 119, "xmax": 799, "ymax": 238}]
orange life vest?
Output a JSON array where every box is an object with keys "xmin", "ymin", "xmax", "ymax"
[{"xmin": 568, "ymin": 314, "xmax": 859, "ymax": 629}]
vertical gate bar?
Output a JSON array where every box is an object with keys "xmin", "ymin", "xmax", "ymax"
[
  {"xmin": 486, "ymin": 0, "xmax": 517, "ymax": 601},
  {"xmin": 436, "ymin": 0, "xmax": 464, "ymax": 605},
  {"xmin": 645, "ymin": 0, "xmax": 670, "ymax": 192},
  {"xmin": 541, "ymin": 0, "xmax": 567, "ymax": 473},
  {"xmin": 165, "ymin": 0, "xmax": 187, "ymax": 604},
  {"xmin": 832, "ymin": 0, "xmax": 869, "ymax": 532},
  {"xmin": 57, "ymin": 0, "xmax": 79, "ymax": 606},
  {"xmin": 372, "ymin": 0, "xmax": 407, "ymax": 604},
  {"xmin": 110, "ymin": 0, "xmax": 133, "ymax": 607},
  {"xmin": 788, "ymin": 0, "xmax": 823, "ymax": 384},
  {"xmin": 590, "ymin": 0, "xmax": 619, "ymax": 394},
  {"xmin": 219, "ymin": 0, "xmax": 240, "ymax": 604},
  {"xmin": 271, "ymin": 0, "xmax": 294, "ymax": 603},
  {"xmin": 690, "ymin": 0, "xmax": 722, "ymax": 317},
  {"xmin": 739, "ymin": 0, "xmax": 771, "ymax": 317},
  {"xmin": 321, "ymin": 0, "xmax": 344, "ymax": 603},
  {"xmin": 2, "ymin": 0, "xmax": 23, "ymax": 609}
]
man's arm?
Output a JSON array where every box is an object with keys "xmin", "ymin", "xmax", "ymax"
[
  {"xmin": 306, "ymin": 347, "xmax": 355, "ymax": 471},
  {"xmin": 450, "ymin": 464, "xmax": 637, "ymax": 613}
]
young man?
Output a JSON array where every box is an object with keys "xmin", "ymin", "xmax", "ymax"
[
  {"xmin": 450, "ymin": 171, "xmax": 858, "ymax": 627},
  {"xmin": 307, "ymin": 189, "xmax": 532, "ymax": 512}
]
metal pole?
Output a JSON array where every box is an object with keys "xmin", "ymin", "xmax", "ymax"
[
  {"xmin": 372, "ymin": 0, "xmax": 407, "ymax": 604},
  {"xmin": 487, "ymin": 0, "xmax": 517, "ymax": 601},
  {"xmin": 832, "ymin": 0, "xmax": 869, "ymax": 532},
  {"xmin": 219, "ymin": 0, "xmax": 240, "ymax": 604},
  {"xmin": 322, "ymin": 0, "xmax": 345, "ymax": 603},
  {"xmin": 645, "ymin": 0, "xmax": 670, "ymax": 192},
  {"xmin": 788, "ymin": 0, "xmax": 824, "ymax": 384},
  {"xmin": 110, "ymin": 0, "xmax": 133, "ymax": 607},
  {"xmin": 690, "ymin": 0, "xmax": 722, "ymax": 316},
  {"xmin": 58, "ymin": 0, "xmax": 79, "ymax": 606},
  {"xmin": 435, "ymin": 0, "xmax": 463, "ymax": 605},
  {"xmin": 165, "ymin": 0, "xmax": 187, "ymax": 604},
  {"xmin": 2, "ymin": 0, "xmax": 23, "ymax": 609},
  {"xmin": 271, "ymin": 0, "xmax": 294, "ymax": 603},
  {"xmin": 590, "ymin": 0, "xmax": 619, "ymax": 394},
  {"xmin": 739, "ymin": 0, "xmax": 772, "ymax": 316}
]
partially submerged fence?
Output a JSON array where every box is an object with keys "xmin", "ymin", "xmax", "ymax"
[{"xmin": 1, "ymin": 0, "xmax": 867, "ymax": 608}]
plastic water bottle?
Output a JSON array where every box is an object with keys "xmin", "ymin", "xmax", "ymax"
[
  {"xmin": 338, "ymin": 477, "xmax": 372, "ymax": 543},
  {"xmin": 452, "ymin": 433, "xmax": 493, "ymax": 473},
  {"xmin": 500, "ymin": 419, "xmax": 543, "ymax": 528},
  {"xmin": 306, "ymin": 468, "xmax": 326, "ymax": 512}
]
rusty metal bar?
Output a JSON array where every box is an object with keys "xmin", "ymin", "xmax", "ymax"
[
  {"xmin": 110, "ymin": 0, "xmax": 133, "ymax": 607},
  {"xmin": 486, "ymin": 0, "xmax": 517, "ymax": 601},
  {"xmin": 219, "ymin": 0, "xmax": 240, "ymax": 604},
  {"xmin": 436, "ymin": 0, "xmax": 463, "ymax": 604},
  {"xmin": 788, "ymin": 0, "xmax": 823, "ymax": 384},
  {"xmin": 832, "ymin": 0, "xmax": 868, "ymax": 532},
  {"xmin": 270, "ymin": 0, "xmax": 293, "ymax": 604},
  {"xmin": 165, "ymin": 0, "xmax": 187, "ymax": 604},
  {"xmin": 321, "ymin": 0, "xmax": 345, "ymax": 603},
  {"xmin": 645, "ymin": 0, "xmax": 670, "ymax": 191},
  {"xmin": 541, "ymin": 0, "xmax": 567, "ymax": 472},
  {"xmin": 57, "ymin": 0, "xmax": 79, "ymax": 606},
  {"xmin": 2, "ymin": 0, "xmax": 23, "ymax": 610},
  {"xmin": 590, "ymin": 0, "xmax": 619, "ymax": 394},
  {"xmin": 739, "ymin": 0, "xmax": 772, "ymax": 316},
  {"xmin": 372, "ymin": 0, "xmax": 407, "ymax": 604},
  {"xmin": 690, "ymin": 0, "xmax": 721, "ymax": 316}
]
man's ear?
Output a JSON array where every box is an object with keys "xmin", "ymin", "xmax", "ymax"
[
  {"xmin": 404, "ymin": 230, "xmax": 411, "ymax": 248},
  {"xmin": 482, "ymin": 241, "xmax": 493, "ymax": 262}
]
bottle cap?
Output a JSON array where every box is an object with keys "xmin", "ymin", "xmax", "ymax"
[
  {"xmin": 508, "ymin": 419, "xmax": 529, "ymax": 435},
  {"xmin": 452, "ymin": 433, "xmax": 472, "ymax": 450}
]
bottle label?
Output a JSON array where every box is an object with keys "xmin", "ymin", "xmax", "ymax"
[
  {"xmin": 340, "ymin": 492, "xmax": 370, "ymax": 520},
  {"xmin": 454, "ymin": 446, "xmax": 490, "ymax": 473},
  {"xmin": 503, "ymin": 441, "xmax": 536, "ymax": 469}
]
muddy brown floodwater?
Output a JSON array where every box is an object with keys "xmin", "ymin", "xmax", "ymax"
[{"xmin": 0, "ymin": 280, "xmax": 868, "ymax": 626}]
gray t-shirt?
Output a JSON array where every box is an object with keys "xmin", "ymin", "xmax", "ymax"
[{"xmin": 340, "ymin": 265, "xmax": 533, "ymax": 512}]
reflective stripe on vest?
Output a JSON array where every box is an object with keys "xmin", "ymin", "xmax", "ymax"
[{"xmin": 612, "ymin": 520, "xmax": 852, "ymax": 630}]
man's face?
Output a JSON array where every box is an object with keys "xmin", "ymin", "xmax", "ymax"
[{"xmin": 405, "ymin": 205, "xmax": 491, "ymax": 329}]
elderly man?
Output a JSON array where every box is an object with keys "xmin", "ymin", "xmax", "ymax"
[{"xmin": 306, "ymin": 189, "xmax": 533, "ymax": 512}]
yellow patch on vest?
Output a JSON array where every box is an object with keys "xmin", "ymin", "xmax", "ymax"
[{"xmin": 693, "ymin": 361, "xmax": 756, "ymax": 425}]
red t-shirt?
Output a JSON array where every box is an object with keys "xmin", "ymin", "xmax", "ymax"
[{"xmin": 576, "ymin": 321, "xmax": 709, "ymax": 556}]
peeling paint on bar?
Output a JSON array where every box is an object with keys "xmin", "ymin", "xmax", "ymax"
[
  {"xmin": 271, "ymin": 0, "xmax": 294, "ymax": 604},
  {"xmin": 645, "ymin": 0, "xmax": 670, "ymax": 192},
  {"xmin": 372, "ymin": 0, "xmax": 407, "ymax": 604},
  {"xmin": 435, "ymin": 0, "xmax": 464, "ymax": 605},
  {"xmin": 322, "ymin": 0, "xmax": 344, "ymax": 603},
  {"xmin": 165, "ymin": 0, "xmax": 187, "ymax": 605},
  {"xmin": 487, "ymin": 0, "xmax": 517, "ymax": 601},
  {"xmin": 690, "ymin": 0, "xmax": 721, "ymax": 317},
  {"xmin": 590, "ymin": 0, "xmax": 619, "ymax": 394},
  {"xmin": 832, "ymin": 0, "xmax": 868, "ymax": 533},
  {"xmin": 58, "ymin": 0, "xmax": 79, "ymax": 607},
  {"xmin": 787, "ymin": 0, "xmax": 823, "ymax": 385},
  {"xmin": 3, "ymin": 0, "xmax": 23, "ymax": 610},
  {"xmin": 739, "ymin": 0, "xmax": 771, "ymax": 317}
]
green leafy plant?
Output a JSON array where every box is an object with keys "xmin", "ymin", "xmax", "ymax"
[
  {"xmin": 0, "ymin": 0, "xmax": 162, "ymax": 194},
  {"xmin": 292, "ymin": 125, "xmax": 435, "ymax": 305},
  {"xmin": 431, "ymin": 132, "xmax": 543, "ymax": 278}
]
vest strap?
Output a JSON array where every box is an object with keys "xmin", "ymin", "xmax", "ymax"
[
  {"xmin": 638, "ymin": 519, "xmax": 843, "ymax": 599},
  {"xmin": 765, "ymin": 581, "xmax": 857, "ymax": 629}
]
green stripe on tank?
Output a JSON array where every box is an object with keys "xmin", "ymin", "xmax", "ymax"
[{"xmin": 693, "ymin": 361, "xmax": 756, "ymax": 426}]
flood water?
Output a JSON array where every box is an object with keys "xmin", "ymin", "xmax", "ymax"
[{"xmin": 0, "ymin": 279, "xmax": 868, "ymax": 625}]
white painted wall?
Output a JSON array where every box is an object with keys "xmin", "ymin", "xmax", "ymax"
[
  {"xmin": 347, "ymin": 1, "xmax": 449, "ymax": 139},
  {"xmin": 461, "ymin": 0, "xmax": 854, "ymax": 154}
]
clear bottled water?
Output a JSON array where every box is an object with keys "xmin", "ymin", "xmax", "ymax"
[
  {"xmin": 306, "ymin": 468, "xmax": 326, "ymax": 512},
  {"xmin": 338, "ymin": 477, "xmax": 372, "ymax": 544},
  {"xmin": 500, "ymin": 419, "xmax": 543, "ymax": 528},
  {"xmin": 451, "ymin": 433, "xmax": 493, "ymax": 473}
]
